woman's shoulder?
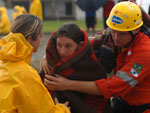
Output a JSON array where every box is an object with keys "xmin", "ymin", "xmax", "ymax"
[{"xmin": 5, "ymin": 61, "xmax": 40, "ymax": 81}]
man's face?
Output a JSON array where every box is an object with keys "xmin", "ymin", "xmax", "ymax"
[{"xmin": 110, "ymin": 29, "xmax": 132, "ymax": 47}]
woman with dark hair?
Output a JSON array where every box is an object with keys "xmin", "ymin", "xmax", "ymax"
[{"xmin": 40, "ymin": 23, "xmax": 108, "ymax": 113}]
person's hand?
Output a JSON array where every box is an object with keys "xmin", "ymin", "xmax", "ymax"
[
  {"xmin": 54, "ymin": 97, "xmax": 71, "ymax": 110},
  {"xmin": 40, "ymin": 55, "xmax": 51, "ymax": 74},
  {"xmin": 44, "ymin": 74, "xmax": 71, "ymax": 91}
]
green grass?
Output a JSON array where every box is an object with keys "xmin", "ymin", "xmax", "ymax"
[{"xmin": 43, "ymin": 20, "xmax": 104, "ymax": 33}]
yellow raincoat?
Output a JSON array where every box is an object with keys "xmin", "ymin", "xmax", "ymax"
[
  {"xmin": 29, "ymin": 0, "xmax": 43, "ymax": 20},
  {"xmin": 12, "ymin": 6, "xmax": 24, "ymax": 20},
  {"xmin": 0, "ymin": 33, "xmax": 70, "ymax": 113},
  {"xmin": 21, "ymin": 6, "xmax": 27, "ymax": 14},
  {"xmin": 0, "ymin": 7, "xmax": 10, "ymax": 34}
]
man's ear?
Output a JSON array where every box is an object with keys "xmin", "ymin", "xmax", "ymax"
[{"xmin": 27, "ymin": 35, "xmax": 32, "ymax": 44}]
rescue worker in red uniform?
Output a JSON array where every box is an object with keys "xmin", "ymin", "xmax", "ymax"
[{"xmin": 43, "ymin": 1, "xmax": 150, "ymax": 113}]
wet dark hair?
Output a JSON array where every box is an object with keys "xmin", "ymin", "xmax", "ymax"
[{"xmin": 55, "ymin": 23, "xmax": 84, "ymax": 44}]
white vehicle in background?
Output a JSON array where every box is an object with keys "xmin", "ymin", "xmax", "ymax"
[{"xmin": 136, "ymin": 0, "xmax": 150, "ymax": 14}]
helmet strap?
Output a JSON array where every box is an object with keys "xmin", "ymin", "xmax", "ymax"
[{"xmin": 124, "ymin": 31, "xmax": 138, "ymax": 48}]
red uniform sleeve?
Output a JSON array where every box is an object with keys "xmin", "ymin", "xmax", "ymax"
[
  {"xmin": 95, "ymin": 44, "xmax": 150, "ymax": 100},
  {"xmin": 95, "ymin": 76, "xmax": 131, "ymax": 99}
]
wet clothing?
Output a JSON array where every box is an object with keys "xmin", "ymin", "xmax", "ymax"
[
  {"xmin": 0, "ymin": 7, "xmax": 10, "ymax": 34},
  {"xmin": 21, "ymin": 7, "xmax": 27, "ymax": 14},
  {"xmin": 0, "ymin": 33, "xmax": 70, "ymax": 113},
  {"xmin": 95, "ymin": 32, "xmax": 150, "ymax": 112},
  {"xmin": 29, "ymin": 0, "xmax": 43, "ymax": 20},
  {"xmin": 40, "ymin": 30, "xmax": 107, "ymax": 113},
  {"xmin": 90, "ymin": 28, "xmax": 117, "ymax": 74},
  {"xmin": 12, "ymin": 6, "xmax": 24, "ymax": 20}
]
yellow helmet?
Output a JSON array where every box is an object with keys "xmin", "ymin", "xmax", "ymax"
[{"xmin": 106, "ymin": 1, "xmax": 143, "ymax": 31}]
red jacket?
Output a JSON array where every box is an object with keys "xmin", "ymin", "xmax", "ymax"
[
  {"xmin": 103, "ymin": 0, "xmax": 114, "ymax": 17},
  {"xmin": 95, "ymin": 32, "xmax": 150, "ymax": 106}
]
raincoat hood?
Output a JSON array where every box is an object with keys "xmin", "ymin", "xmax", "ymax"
[
  {"xmin": 0, "ymin": 34, "xmax": 70, "ymax": 113},
  {"xmin": 0, "ymin": 7, "xmax": 7, "ymax": 15},
  {"xmin": 13, "ymin": 6, "xmax": 24, "ymax": 19},
  {"xmin": 14, "ymin": 5, "xmax": 23, "ymax": 14},
  {"xmin": 29, "ymin": 0, "xmax": 43, "ymax": 20},
  {"xmin": 33, "ymin": 0, "xmax": 40, "ymax": 2},
  {"xmin": 0, "ymin": 7, "xmax": 10, "ymax": 34},
  {"xmin": 0, "ymin": 33, "xmax": 33, "ymax": 63},
  {"xmin": 14, "ymin": 5, "xmax": 20, "ymax": 11}
]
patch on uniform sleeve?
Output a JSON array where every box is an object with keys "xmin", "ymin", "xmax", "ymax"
[{"xmin": 130, "ymin": 63, "xmax": 143, "ymax": 77}]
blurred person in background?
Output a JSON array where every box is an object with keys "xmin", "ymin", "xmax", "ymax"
[
  {"xmin": 103, "ymin": 0, "xmax": 114, "ymax": 29},
  {"xmin": 85, "ymin": 11, "xmax": 97, "ymax": 33},
  {"xmin": 12, "ymin": 5, "xmax": 24, "ymax": 20},
  {"xmin": 0, "ymin": 7, "xmax": 10, "ymax": 35},
  {"xmin": 29, "ymin": 0, "xmax": 43, "ymax": 21},
  {"xmin": 21, "ymin": 6, "xmax": 27, "ymax": 14}
]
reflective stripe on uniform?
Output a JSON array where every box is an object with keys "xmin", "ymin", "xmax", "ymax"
[
  {"xmin": 116, "ymin": 70, "xmax": 138, "ymax": 87},
  {"xmin": 102, "ymin": 45, "xmax": 113, "ymax": 51}
]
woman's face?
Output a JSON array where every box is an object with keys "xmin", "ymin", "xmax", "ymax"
[
  {"xmin": 30, "ymin": 29, "xmax": 43, "ymax": 52},
  {"xmin": 56, "ymin": 36, "xmax": 79, "ymax": 61}
]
